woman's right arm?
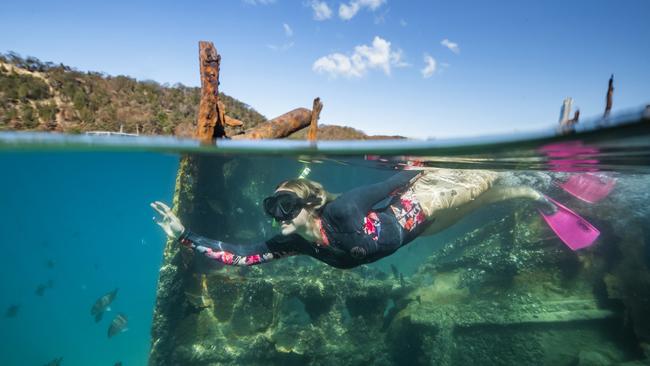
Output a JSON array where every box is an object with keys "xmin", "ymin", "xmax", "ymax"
[
  {"xmin": 178, "ymin": 231, "xmax": 299, "ymax": 266},
  {"xmin": 151, "ymin": 201, "xmax": 298, "ymax": 266}
]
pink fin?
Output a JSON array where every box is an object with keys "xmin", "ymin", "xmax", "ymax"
[
  {"xmin": 560, "ymin": 173, "xmax": 616, "ymax": 203},
  {"xmin": 538, "ymin": 196, "xmax": 600, "ymax": 251}
]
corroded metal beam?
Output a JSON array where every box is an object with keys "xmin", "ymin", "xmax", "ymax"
[
  {"xmin": 224, "ymin": 115, "xmax": 244, "ymax": 127},
  {"xmin": 231, "ymin": 108, "xmax": 312, "ymax": 140}
]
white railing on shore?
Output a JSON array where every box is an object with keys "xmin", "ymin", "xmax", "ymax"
[
  {"xmin": 84, "ymin": 124, "xmax": 139, "ymax": 137},
  {"xmin": 84, "ymin": 131, "xmax": 139, "ymax": 137}
]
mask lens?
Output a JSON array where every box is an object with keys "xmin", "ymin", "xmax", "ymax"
[
  {"xmin": 262, "ymin": 196, "xmax": 276, "ymax": 216},
  {"xmin": 263, "ymin": 192, "xmax": 303, "ymax": 221},
  {"xmin": 276, "ymin": 195, "xmax": 297, "ymax": 214}
]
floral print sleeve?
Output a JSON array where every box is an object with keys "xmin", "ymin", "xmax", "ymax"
[{"xmin": 178, "ymin": 231, "xmax": 299, "ymax": 266}]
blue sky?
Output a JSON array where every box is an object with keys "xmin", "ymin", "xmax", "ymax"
[{"xmin": 1, "ymin": 0, "xmax": 649, "ymax": 138}]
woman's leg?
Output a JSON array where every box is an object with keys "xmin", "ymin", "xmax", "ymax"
[
  {"xmin": 410, "ymin": 169, "xmax": 499, "ymax": 216},
  {"xmin": 421, "ymin": 185, "xmax": 544, "ymax": 236},
  {"xmin": 408, "ymin": 169, "xmax": 544, "ymax": 236}
]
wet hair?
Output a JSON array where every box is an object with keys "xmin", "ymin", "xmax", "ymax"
[{"xmin": 276, "ymin": 178, "xmax": 337, "ymax": 215}]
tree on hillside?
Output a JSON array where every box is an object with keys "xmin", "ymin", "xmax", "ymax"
[
  {"xmin": 1, "ymin": 107, "xmax": 17, "ymax": 125},
  {"xmin": 37, "ymin": 102, "xmax": 58, "ymax": 125},
  {"xmin": 21, "ymin": 104, "xmax": 38, "ymax": 129}
]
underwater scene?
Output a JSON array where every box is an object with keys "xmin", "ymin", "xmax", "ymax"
[{"xmin": 1, "ymin": 110, "xmax": 650, "ymax": 366}]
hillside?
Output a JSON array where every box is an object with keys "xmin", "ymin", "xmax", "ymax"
[
  {"xmin": 0, "ymin": 52, "xmax": 402, "ymax": 140},
  {"xmin": 0, "ymin": 52, "xmax": 265, "ymax": 136},
  {"xmin": 288, "ymin": 124, "xmax": 404, "ymax": 140}
]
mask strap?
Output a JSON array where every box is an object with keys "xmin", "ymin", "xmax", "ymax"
[{"xmin": 304, "ymin": 195, "xmax": 322, "ymax": 206}]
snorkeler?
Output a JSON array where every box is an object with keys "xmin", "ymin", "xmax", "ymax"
[{"xmin": 151, "ymin": 169, "xmax": 600, "ymax": 269}]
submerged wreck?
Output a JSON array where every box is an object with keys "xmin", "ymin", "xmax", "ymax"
[{"xmin": 148, "ymin": 42, "xmax": 650, "ymax": 366}]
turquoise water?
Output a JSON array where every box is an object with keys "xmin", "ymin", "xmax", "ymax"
[
  {"xmin": 0, "ymin": 153, "xmax": 177, "ymax": 366},
  {"xmin": 1, "ymin": 107, "xmax": 649, "ymax": 365}
]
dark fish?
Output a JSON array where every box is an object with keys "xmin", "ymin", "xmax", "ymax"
[
  {"xmin": 36, "ymin": 280, "xmax": 55, "ymax": 296},
  {"xmin": 46, "ymin": 259, "xmax": 55, "ymax": 269},
  {"xmin": 114, "ymin": 362, "xmax": 123, "ymax": 366},
  {"xmin": 5, "ymin": 304, "xmax": 20, "ymax": 318},
  {"xmin": 91, "ymin": 288, "xmax": 118, "ymax": 323},
  {"xmin": 390, "ymin": 264, "xmax": 399, "ymax": 280},
  {"xmin": 35, "ymin": 284, "xmax": 48, "ymax": 296},
  {"xmin": 43, "ymin": 357, "xmax": 63, "ymax": 366},
  {"xmin": 108, "ymin": 313, "xmax": 128, "ymax": 338}
]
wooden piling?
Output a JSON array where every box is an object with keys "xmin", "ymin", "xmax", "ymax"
[
  {"xmin": 604, "ymin": 74, "xmax": 614, "ymax": 118},
  {"xmin": 308, "ymin": 97, "xmax": 323, "ymax": 142},
  {"xmin": 196, "ymin": 41, "xmax": 225, "ymax": 142}
]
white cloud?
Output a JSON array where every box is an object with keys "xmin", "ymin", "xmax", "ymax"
[
  {"xmin": 339, "ymin": 0, "xmax": 386, "ymax": 20},
  {"xmin": 283, "ymin": 23, "xmax": 293, "ymax": 37},
  {"xmin": 313, "ymin": 53, "xmax": 359, "ymax": 77},
  {"xmin": 441, "ymin": 39, "xmax": 460, "ymax": 54},
  {"xmin": 242, "ymin": 0, "xmax": 276, "ymax": 5},
  {"xmin": 310, "ymin": 0, "xmax": 332, "ymax": 20},
  {"xmin": 313, "ymin": 36, "xmax": 406, "ymax": 78},
  {"xmin": 421, "ymin": 54, "xmax": 436, "ymax": 78}
]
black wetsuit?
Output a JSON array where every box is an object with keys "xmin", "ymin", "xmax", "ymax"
[{"xmin": 179, "ymin": 170, "xmax": 429, "ymax": 269}]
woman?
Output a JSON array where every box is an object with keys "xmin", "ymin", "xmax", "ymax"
[{"xmin": 151, "ymin": 169, "xmax": 595, "ymax": 269}]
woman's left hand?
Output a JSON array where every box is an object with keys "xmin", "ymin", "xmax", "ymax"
[{"xmin": 150, "ymin": 201, "xmax": 185, "ymax": 240}]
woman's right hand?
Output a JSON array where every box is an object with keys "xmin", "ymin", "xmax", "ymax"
[{"xmin": 150, "ymin": 201, "xmax": 185, "ymax": 240}]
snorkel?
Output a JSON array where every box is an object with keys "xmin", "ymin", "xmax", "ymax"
[{"xmin": 298, "ymin": 166, "xmax": 311, "ymax": 179}]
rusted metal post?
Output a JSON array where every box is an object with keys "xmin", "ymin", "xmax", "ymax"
[
  {"xmin": 308, "ymin": 97, "xmax": 323, "ymax": 142},
  {"xmin": 231, "ymin": 108, "xmax": 313, "ymax": 139},
  {"xmin": 604, "ymin": 74, "xmax": 614, "ymax": 118},
  {"xmin": 196, "ymin": 41, "xmax": 226, "ymax": 142},
  {"xmin": 560, "ymin": 109, "xmax": 580, "ymax": 129}
]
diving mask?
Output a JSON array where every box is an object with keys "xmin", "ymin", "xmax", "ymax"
[{"xmin": 263, "ymin": 191, "xmax": 320, "ymax": 222}]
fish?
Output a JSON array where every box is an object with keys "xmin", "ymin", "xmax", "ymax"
[
  {"xmin": 5, "ymin": 304, "xmax": 20, "ymax": 318},
  {"xmin": 91, "ymin": 288, "xmax": 118, "ymax": 323},
  {"xmin": 114, "ymin": 362, "xmax": 123, "ymax": 366},
  {"xmin": 36, "ymin": 279, "xmax": 55, "ymax": 296},
  {"xmin": 35, "ymin": 285, "xmax": 46, "ymax": 296},
  {"xmin": 390, "ymin": 264, "xmax": 399, "ymax": 280},
  {"xmin": 42, "ymin": 357, "xmax": 63, "ymax": 366},
  {"xmin": 45, "ymin": 259, "xmax": 55, "ymax": 269},
  {"xmin": 108, "ymin": 313, "xmax": 128, "ymax": 338}
]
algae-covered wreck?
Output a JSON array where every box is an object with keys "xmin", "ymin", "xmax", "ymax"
[{"xmin": 147, "ymin": 42, "xmax": 650, "ymax": 366}]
